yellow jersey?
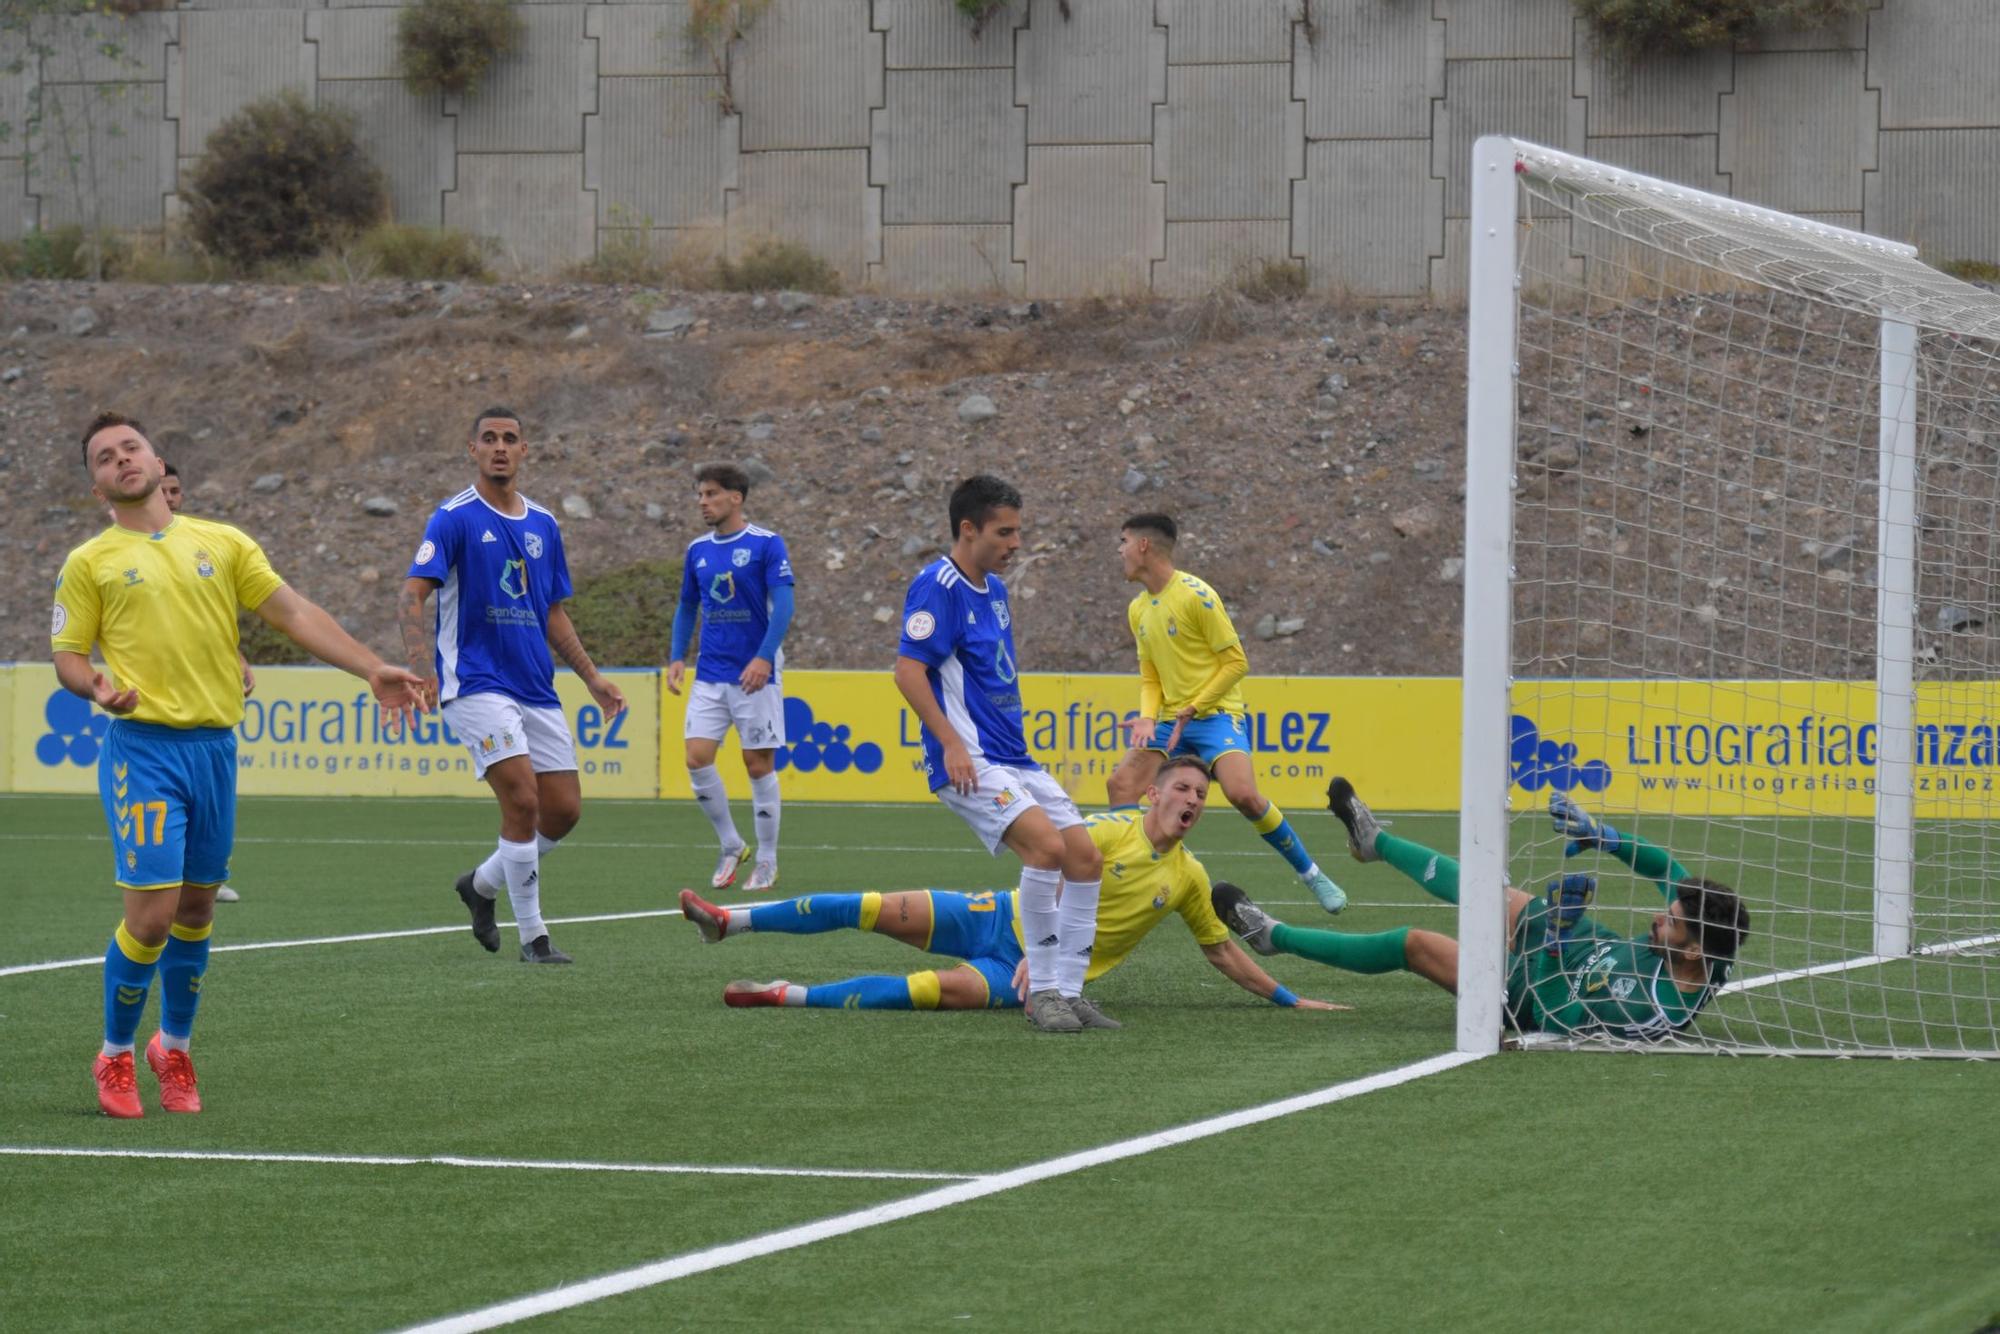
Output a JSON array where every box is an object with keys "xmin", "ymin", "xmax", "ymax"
[
  {"xmin": 1126, "ymin": 570, "xmax": 1247, "ymax": 719},
  {"xmin": 51, "ymin": 515, "xmax": 285, "ymax": 730},
  {"xmin": 1013, "ymin": 809, "xmax": 1230, "ymax": 981}
]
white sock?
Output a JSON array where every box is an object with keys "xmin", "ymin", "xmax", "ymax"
[
  {"xmin": 480, "ymin": 832, "xmax": 561, "ymax": 896},
  {"xmin": 1299, "ymin": 861, "xmax": 1322, "ymax": 885},
  {"xmin": 158, "ymin": 1031, "xmax": 190, "ymax": 1053},
  {"xmin": 781, "ymin": 984, "xmax": 807, "ymax": 1006},
  {"xmin": 1054, "ymin": 877, "xmax": 1102, "ymax": 999},
  {"xmin": 101, "ymin": 1041, "xmax": 133, "ymax": 1058},
  {"xmin": 1018, "ymin": 866, "xmax": 1063, "ymax": 994},
  {"xmin": 750, "ymin": 773, "xmax": 781, "ymax": 864},
  {"xmin": 499, "ymin": 836, "xmax": 543, "ymax": 945},
  {"xmin": 689, "ymin": 765, "xmax": 743, "ymax": 851}
]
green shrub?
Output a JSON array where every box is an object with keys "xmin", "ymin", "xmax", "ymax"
[
  {"xmin": 0, "ymin": 226, "xmax": 119, "ymax": 279},
  {"xmin": 1938, "ymin": 259, "xmax": 2000, "ymax": 285},
  {"xmin": 396, "ymin": 0, "xmax": 524, "ymax": 98},
  {"xmin": 711, "ymin": 239, "xmax": 842, "ymax": 295},
  {"xmin": 564, "ymin": 558, "xmax": 685, "ymax": 667},
  {"xmin": 566, "ymin": 219, "xmax": 673, "ymax": 285},
  {"xmin": 183, "ymin": 93, "xmax": 386, "ymax": 267},
  {"xmin": 1232, "ymin": 258, "xmax": 1308, "ymax": 303},
  {"xmin": 353, "ymin": 223, "xmax": 493, "ymax": 280},
  {"xmin": 1574, "ymin": 0, "xmax": 1866, "ymax": 56}
]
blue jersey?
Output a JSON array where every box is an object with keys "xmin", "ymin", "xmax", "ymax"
[
  {"xmin": 680, "ymin": 525, "xmax": 794, "ymax": 684},
  {"xmin": 897, "ymin": 557, "xmax": 1036, "ymax": 791},
  {"xmin": 408, "ymin": 488, "xmax": 572, "ymax": 708}
]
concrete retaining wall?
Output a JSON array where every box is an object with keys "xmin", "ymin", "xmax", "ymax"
[{"xmin": 4, "ymin": 0, "xmax": 1996, "ymax": 296}]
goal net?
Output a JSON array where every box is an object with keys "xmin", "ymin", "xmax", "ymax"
[{"xmin": 1457, "ymin": 137, "xmax": 2000, "ymax": 1058}]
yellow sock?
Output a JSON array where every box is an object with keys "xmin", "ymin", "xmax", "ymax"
[
  {"xmin": 858, "ymin": 892, "xmax": 883, "ymax": 931},
  {"xmin": 905, "ymin": 970, "xmax": 943, "ymax": 1010},
  {"xmin": 168, "ymin": 920, "xmax": 213, "ymax": 943},
  {"xmin": 1251, "ymin": 802, "xmax": 1285, "ymax": 836},
  {"xmin": 114, "ymin": 921, "xmax": 165, "ymax": 965}
]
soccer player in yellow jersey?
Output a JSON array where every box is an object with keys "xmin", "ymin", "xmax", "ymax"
[
  {"xmin": 677, "ymin": 758, "xmax": 1341, "ymax": 1017},
  {"xmin": 53, "ymin": 412, "xmax": 425, "ymax": 1119},
  {"xmin": 1105, "ymin": 514, "xmax": 1348, "ymax": 913}
]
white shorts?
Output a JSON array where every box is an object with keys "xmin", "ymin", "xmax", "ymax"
[
  {"xmin": 442, "ymin": 692, "xmax": 578, "ymax": 779},
  {"xmin": 684, "ymin": 678, "xmax": 787, "ymax": 750},
  {"xmin": 936, "ymin": 763, "xmax": 1084, "ymax": 855}
]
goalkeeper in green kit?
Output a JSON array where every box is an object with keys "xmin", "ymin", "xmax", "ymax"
[{"xmin": 1213, "ymin": 777, "xmax": 1750, "ymax": 1041}]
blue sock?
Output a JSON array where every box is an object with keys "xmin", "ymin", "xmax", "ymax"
[
  {"xmin": 804, "ymin": 975, "xmax": 914, "ymax": 1010},
  {"xmin": 1253, "ymin": 803, "xmax": 1317, "ymax": 877},
  {"xmin": 747, "ymin": 893, "xmax": 869, "ymax": 935},
  {"xmin": 158, "ymin": 924, "xmax": 212, "ymax": 1041},
  {"xmin": 103, "ymin": 923, "xmax": 163, "ymax": 1048}
]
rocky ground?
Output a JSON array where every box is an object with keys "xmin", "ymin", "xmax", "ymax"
[{"xmin": 1, "ymin": 279, "xmax": 1475, "ymax": 675}]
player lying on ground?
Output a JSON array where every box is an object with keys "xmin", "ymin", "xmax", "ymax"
[
  {"xmin": 1104, "ymin": 513, "xmax": 1347, "ymax": 913},
  {"xmin": 679, "ymin": 757, "xmax": 1340, "ymax": 1018},
  {"xmin": 1212, "ymin": 778, "xmax": 1749, "ymax": 1041}
]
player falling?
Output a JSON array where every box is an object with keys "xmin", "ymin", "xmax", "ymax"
[
  {"xmin": 1105, "ymin": 513, "xmax": 1347, "ymax": 912},
  {"xmin": 680, "ymin": 757, "xmax": 1340, "ymax": 1015},
  {"xmin": 400, "ymin": 406, "xmax": 627, "ymax": 964},
  {"xmin": 1215, "ymin": 779, "xmax": 1750, "ymax": 1041},
  {"xmin": 56, "ymin": 412, "xmax": 423, "ymax": 1117},
  {"xmin": 666, "ymin": 463, "xmax": 796, "ymax": 893},
  {"xmin": 893, "ymin": 475, "xmax": 1108, "ymax": 1032}
]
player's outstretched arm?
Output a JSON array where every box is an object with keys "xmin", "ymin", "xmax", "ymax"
[
  {"xmin": 1549, "ymin": 792, "xmax": 1689, "ymax": 896},
  {"xmin": 1200, "ymin": 940, "xmax": 1345, "ymax": 1011},
  {"xmin": 547, "ymin": 603, "xmax": 625, "ymax": 715},
  {"xmin": 256, "ymin": 586, "xmax": 427, "ymax": 729},
  {"xmin": 53, "ymin": 649, "xmax": 138, "ymax": 714}
]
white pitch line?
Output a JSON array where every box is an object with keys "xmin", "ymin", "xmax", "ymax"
[
  {"xmin": 0, "ymin": 908, "xmax": 688, "ymax": 979},
  {"xmin": 1722, "ymin": 930, "xmax": 2000, "ymax": 996},
  {"xmin": 399, "ymin": 1050, "xmax": 1484, "ymax": 1334},
  {"xmin": 0, "ymin": 1145, "xmax": 977, "ymax": 1182}
]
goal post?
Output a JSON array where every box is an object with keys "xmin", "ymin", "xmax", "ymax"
[{"xmin": 1458, "ymin": 135, "xmax": 2000, "ymax": 1058}]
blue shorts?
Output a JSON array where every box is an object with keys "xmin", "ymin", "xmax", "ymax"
[
  {"xmin": 923, "ymin": 890, "xmax": 1025, "ymax": 1009},
  {"xmin": 1148, "ymin": 713, "xmax": 1251, "ymax": 767},
  {"xmin": 98, "ymin": 720, "xmax": 238, "ymax": 890}
]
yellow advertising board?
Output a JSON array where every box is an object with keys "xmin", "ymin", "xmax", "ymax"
[
  {"xmin": 10, "ymin": 661, "xmax": 2000, "ymax": 816},
  {"xmin": 4, "ymin": 662, "xmax": 658, "ymax": 799}
]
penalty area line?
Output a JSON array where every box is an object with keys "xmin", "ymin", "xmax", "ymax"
[
  {"xmin": 0, "ymin": 1145, "xmax": 975, "ymax": 1183},
  {"xmin": 399, "ymin": 1050, "xmax": 1484, "ymax": 1334},
  {"xmin": 0, "ymin": 908, "xmax": 687, "ymax": 979}
]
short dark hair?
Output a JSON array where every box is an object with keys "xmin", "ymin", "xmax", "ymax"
[
  {"xmin": 470, "ymin": 405, "xmax": 523, "ymax": 439},
  {"xmin": 1122, "ymin": 513, "xmax": 1178, "ymax": 547},
  {"xmin": 696, "ymin": 463, "xmax": 751, "ymax": 499},
  {"xmin": 948, "ymin": 474, "xmax": 1022, "ymax": 541},
  {"xmin": 80, "ymin": 411, "xmax": 149, "ymax": 468},
  {"xmin": 1675, "ymin": 877, "xmax": 1750, "ymax": 963},
  {"xmin": 161, "ymin": 461, "xmax": 180, "ymax": 479},
  {"xmin": 1153, "ymin": 754, "xmax": 1211, "ymax": 787}
]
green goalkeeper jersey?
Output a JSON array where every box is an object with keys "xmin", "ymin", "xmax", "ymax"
[{"xmin": 1506, "ymin": 902, "xmax": 1715, "ymax": 1040}]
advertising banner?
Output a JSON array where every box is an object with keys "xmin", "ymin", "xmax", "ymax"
[{"xmin": 5, "ymin": 663, "xmax": 658, "ymax": 799}]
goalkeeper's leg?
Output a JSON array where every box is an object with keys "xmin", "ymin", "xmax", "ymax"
[{"xmin": 1372, "ymin": 831, "xmax": 1461, "ymax": 905}]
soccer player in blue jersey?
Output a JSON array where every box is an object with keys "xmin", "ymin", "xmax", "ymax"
[
  {"xmin": 400, "ymin": 407, "xmax": 627, "ymax": 965},
  {"xmin": 1106, "ymin": 513, "xmax": 1347, "ymax": 913},
  {"xmin": 55, "ymin": 412, "xmax": 425, "ymax": 1117},
  {"xmin": 894, "ymin": 475, "xmax": 1108, "ymax": 1033},
  {"xmin": 667, "ymin": 463, "xmax": 796, "ymax": 893}
]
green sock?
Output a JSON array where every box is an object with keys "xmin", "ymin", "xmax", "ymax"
[
  {"xmin": 1610, "ymin": 833, "xmax": 1689, "ymax": 888},
  {"xmin": 1375, "ymin": 831, "xmax": 1459, "ymax": 905},
  {"xmin": 1271, "ymin": 923, "xmax": 1411, "ymax": 974}
]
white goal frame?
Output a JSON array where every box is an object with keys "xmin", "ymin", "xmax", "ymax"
[{"xmin": 1455, "ymin": 135, "xmax": 1959, "ymax": 1057}]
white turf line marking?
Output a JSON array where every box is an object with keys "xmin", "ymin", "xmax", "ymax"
[
  {"xmin": 0, "ymin": 1146, "xmax": 975, "ymax": 1182},
  {"xmin": 0, "ymin": 909, "xmax": 689, "ymax": 979},
  {"xmin": 399, "ymin": 1050, "xmax": 1484, "ymax": 1334},
  {"xmin": 1720, "ymin": 930, "xmax": 2000, "ymax": 995}
]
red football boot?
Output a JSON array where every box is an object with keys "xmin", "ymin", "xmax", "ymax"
[
  {"xmin": 94, "ymin": 1050, "xmax": 143, "ymax": 1119},
  {"xmin": 145, "ymin": 1033, "xmax": 203, "ymax": 1113}
]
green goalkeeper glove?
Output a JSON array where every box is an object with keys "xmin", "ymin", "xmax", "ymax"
[
  {"xmin": 1549, "ymin": 792, "xmax": 1622, "ymax": 859},
  {"xmin": 1544, "ymin": 873, "xmax": 1596, "ymax": 955}
]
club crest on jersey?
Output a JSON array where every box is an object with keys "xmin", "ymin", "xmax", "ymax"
[
  {"xmin": 905, "ymin": 610, "xmax": 936, "ymax": 640},
  {"xmin": 500, "ymin": 558, "xmax": 527, "ymax": 599},
  {"xmin": 990, "ymin": 600, "xmax": 1009, "ymax": 629},
  {"xmin": 525, "ymin": 532, "xmax": 544, "ymax": 559},
  {"xmin": 710, "ymin": 571, "xmax": 736, "ymax": 603},
  {"xmin": 732, "ymin": 547, "xmax": 752, "ymax": 568},
  {"xmin": 193, "ymin": 550, "xmax": 215, "ymax": 579},
  {"xmin": 415, "ymin": 539, "xmax": 436, "ymax": 565},
  {"xmin": 1610, "ymin": 976, "xmax": 1637, "ymax": 1000},
  {"xmin": 1153, "ymin": 892, "xmax": 1167, "ymax": 910}
]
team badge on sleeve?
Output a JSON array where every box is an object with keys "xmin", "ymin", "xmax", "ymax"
[
  {"xmin": 51, "ymin": 603, "xmax": 66, "ymax": 636},
  {"xmin": 415, "ymin": 540, "xmax": 436, "ymax": 565},
  {"xmin": 905, "ymin": 610, "xmax": 936, "ymax": 640}
]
